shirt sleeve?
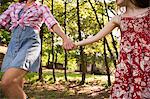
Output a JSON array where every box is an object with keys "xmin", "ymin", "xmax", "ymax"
[
  {"xmin": 0, "ymin": 4, "xmax": 14, "ymax": 29},
  {"xmin": 41, "ymin": 5, "xmax": 58, "ymax": 31}
]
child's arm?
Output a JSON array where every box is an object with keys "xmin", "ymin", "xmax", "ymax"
[
  {"xmin": 42, "ymin": 5, "xmax": 74, "ymax": 50},
  {"xmin": 75, "ymin": 16, "xmax": 120, "ymax": 46},
  {"xmin": 0, "ymin": 4, "xmax": 14, "ymax": 30}
]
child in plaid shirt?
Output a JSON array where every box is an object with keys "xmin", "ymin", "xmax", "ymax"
[{"xmin": 0, "ymin": 0, "xmax": 74, "ymax": 98}]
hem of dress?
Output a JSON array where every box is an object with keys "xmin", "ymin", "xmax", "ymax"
[{"xmin": 0, "ymin": 66, "xmax": 38, "ymax": 73}]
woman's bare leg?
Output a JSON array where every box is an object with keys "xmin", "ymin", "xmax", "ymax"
[{"xmin": 1, "ymin": 68, "xmax": 27, "ymax": 99}]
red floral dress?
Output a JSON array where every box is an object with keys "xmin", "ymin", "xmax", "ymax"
[{"xmin": 110, "ymin": 9, "xmax": 150, "ymax": 99}]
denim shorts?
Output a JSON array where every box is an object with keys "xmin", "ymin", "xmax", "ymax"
[{"xmin": 1, "ymin": 26, "xmax": 41, "ymax": 72}]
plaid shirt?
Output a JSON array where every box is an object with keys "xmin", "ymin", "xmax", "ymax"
[{"xmin": 0, "ymin": 2, "xmax": 58, "ymax": 32}]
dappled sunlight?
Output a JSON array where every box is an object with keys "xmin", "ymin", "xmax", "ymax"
[
  {"xmin": 24, "ymin": 80, "xmax": 110, "ymax": 99},
  {"xmin": 0, "ymin": 70, "xmax": 114, "ymax": 99},
  {"xmin": 0, "ymin": 71, "xmax": 114, "ymax": 98},
  {"xmin": 22, "ymin": 74, "xmax": 112, "ymax": 99}
]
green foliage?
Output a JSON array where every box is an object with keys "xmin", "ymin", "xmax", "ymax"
[
  {"xmin": 0, "ymin": 0, "xmax": 118, "ymax": 71},
  {"xmin": 0, "ymin": 72, "xmax": 3, "ymax": 79},
  {"xmin": 0, "ymin": 29, "xmax": 10, "ymax": 45},
  {"xmin": 0, "ymin": 1, "xmax": 13, "ymax": 44},
  {"xmin": 0, "ymin": 71, "xmax": 112, "ymax": 98}
]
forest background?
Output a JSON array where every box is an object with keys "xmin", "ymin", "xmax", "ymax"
[{"xmin": 0, "ymin": 0, "xmax": 121, "ymax": 98}]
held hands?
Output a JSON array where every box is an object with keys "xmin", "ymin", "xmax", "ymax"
[{"xmin": 62, "ymin": 38, "xmax": 77, "ymax": 51}]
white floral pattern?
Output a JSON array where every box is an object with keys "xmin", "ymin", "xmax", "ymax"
[{"xmin": 110, "ymin": 9, "xmax": 150, "ymax": 99}]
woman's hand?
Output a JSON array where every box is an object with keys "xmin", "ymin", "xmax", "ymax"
[{"xmin": 62, "ymin": 38, "xmax": 76, "ymax": 51}]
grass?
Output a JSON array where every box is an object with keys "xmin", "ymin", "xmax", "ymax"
[{"xmin": 0, "ymin": 70, "xmax": 114, "ymax": 99}]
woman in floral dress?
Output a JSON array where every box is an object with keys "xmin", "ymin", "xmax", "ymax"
[{"xmin": 74, "ymin": 0, "xmax": 150, "ymax": 98}]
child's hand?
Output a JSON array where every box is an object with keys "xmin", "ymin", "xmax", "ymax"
[
  {"xmin": 72, "ymin": 43, "xmax": 78, "ymax": 50},
  {"xmin": 63, "ymin": 42, "xmax": 77, "ymax": 51},
  {"xmin": 62, "ymin": 38, "xmax": 74, "ymax": 50},
  {"xmin": 66, "ymin": 43, "xmax": 77, "ymax": 51}
]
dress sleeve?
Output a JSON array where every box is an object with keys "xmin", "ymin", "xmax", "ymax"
[
  {"xmin": 0, "ymin": 4, "xmax": 14, "ymax": 29},
  {"xmin": 41, "ymin": 5, "xmax": 58, "ymax": 31}
]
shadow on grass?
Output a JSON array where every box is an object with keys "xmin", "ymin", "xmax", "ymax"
[
  {"xmin": 23, "ymin": 80, "xmax": 110, "ymax": 99},
  {"xmin": 0, "ymin": 81, "xmax": 110, "ymax": 99},
  {"xmin": 0, "ymin": 72, "xmax": 111, "ymax": 99}
]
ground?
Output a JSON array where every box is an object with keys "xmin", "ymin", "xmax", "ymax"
[
  {"xmin": 0, "ymin": 70, "xmax": 113, "ymax": 99},
  {"xmin": 24, "ymin": 80, "xmax": 110, "ymax": 99}
]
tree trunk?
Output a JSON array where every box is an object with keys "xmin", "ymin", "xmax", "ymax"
[
  {"xmin": 88, "ymin": 0, "xmax": 111, "ymax": 86},
  {"xmin": 38, "ymin": 0, "xmax": 44, "ymax": 82},
  {"xmin": 103, "ymin": 0, "xmax": 118, "ymax": 60},
  {"xmin": 77, "ymin": 0, "xmax": 86, "ymax": 85},
  {"xmin": 64, "ymin": 1, "xmax": 68, "ymax": 81},
  {"xmin": 38, "ymin": 28, "xmax": 43, "ymax": 81},
  {"xmin": 51, "ymin": 0, "xmax": 56, "ymax": 82},
  {"xmin": 55, "ymin": 53, "xmax": 57, "ymax": 63},
  {"xmin": 47, "ymin": 43, "xmax": 51, "ymax": 67},
  {"xmin": 104, "ymin": 38, "xmax": 111, "ymax": 86}
]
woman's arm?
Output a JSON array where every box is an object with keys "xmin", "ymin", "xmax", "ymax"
[
  {"xmin": 0, "ymin": 4, "xmax": 14, "ymax": 29},
  {"xmin": 75, "ymin": 16, "xmax": 120, "ymax": 46}
]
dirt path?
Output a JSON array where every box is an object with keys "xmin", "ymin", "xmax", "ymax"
[
  {"xmin": 25, "ymin": 80, "xmax": 110, "ymax": 99},
  {"xmin": 0, "ymin": 80, "xmax": 110, "ymax": 99}
]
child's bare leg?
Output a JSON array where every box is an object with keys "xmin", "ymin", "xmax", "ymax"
[
  {"xmin": 19, "ymin": 78, "xmax": 24, "ymax": 89},
  {"xmin": 1, "ymin": 68, "xmax": 27, "ymax": 99}
]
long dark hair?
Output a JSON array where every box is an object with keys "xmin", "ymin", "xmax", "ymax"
[
  {"xmin": 130, "ymin": 0, "xmax": 150, "ymax": 8},
  {"xmin": 18, "ymin": 0, "xmax": 27, "ymax": 3},
  {"xmin": 19, "ymin": 0, "xmax": 36, "ymax": 3}
]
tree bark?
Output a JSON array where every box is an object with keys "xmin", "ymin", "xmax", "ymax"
[
  {"xmin": 77, "ymin": 0, "xmax": 86, "ymax": 85},
  {"xmin": 38, "ymin": 0, "xmax": 44, "ymax": 82},
  {"xmin": 64, "ymin": 1, "xmax": 68, "ymax": 81},
  {"xmin": 103, "ymin": 0, "xmax": 118, "ymax": 60},
  {"xmin": 51, "ymin": 0, "xmax": 56, "ymax": 82},
  {"xmin": 88, "ymin": 0, "xmax": 111, "ymax": 86},
  {"xmin": 103, "ymin": 37, "xmax": 111, "ymax": 86}
]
